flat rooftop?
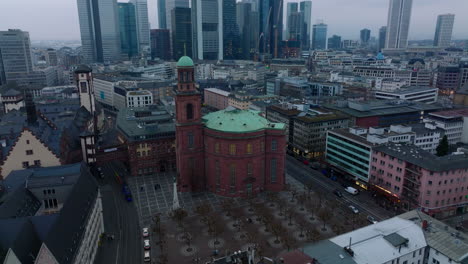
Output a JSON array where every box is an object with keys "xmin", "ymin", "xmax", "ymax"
[{"xmin": 373, "ymin": 142, "xmax": 468, "ymax": 171}]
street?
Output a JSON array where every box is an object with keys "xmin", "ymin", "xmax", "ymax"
[
  {"xmin": 94, "ymin": 162, "xmax": 142, "ymax": 264},
  {"xmin": 285, "ymin": 155, "xmax": 396, "ymax": 221}
]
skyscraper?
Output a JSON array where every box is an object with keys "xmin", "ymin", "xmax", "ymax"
[
  {"xmin": 166, "ymin": 0, "xmax": 190, "ymax": 33},
  {"xmin": 379, "ymin": 26, "xmax": 387, "ymax": 51},
  {"xmin": 300, "ymin": 1, "xmax": 312, "ymax": 50},
  {"xmin": 172, "ymin": 7, "xmax": 192, "ymax": 60},
  {"xmin": 151, "ymin": 29, "xmax": 171, "ymax": 60},
  {"xmin": 327, "ymin": 35, "xmax": 342, "ymax": 50},
  {"xmin": 0, "ymin": 29, "xmax": 33, "ymax": 84},
  {"xmin": 385, "ymin": 0, "xmax": 413, "ymax": 50},
  {"xmin": 192, "ymin": 0, "xmax": 223, "ymax": 60},
  {"xmin": 131, "ymin": 0, "xmax": 150, "ymax": 54},
  {"xmin": 158, "ymin": 0, "xmax": 167, "ymax": 29},
  {"xmin": 360, "ymin": 28, "xmax": 371, "ymax": 45},
  {"xmin": 223, "ymin": 0, "xmax": 241, "ymax": 59},
  {"xmin": 312, "ymin": 23, "xmax": 327, "ymax": 50},
  {"xmin": 433, "ymin": 14, "xmax": 455, "ymax": 48},
  {"xmin": 259, "ymin": 0, "xmax": 283, "ymax": 58},
  {"xmin": 118, "ymin": 3, "xmax": 139, "ymax": 59},
  {"xmin": 77, "ymin": 0, "xmax": 121, "ymax": 63},
  {"xmin": 237, "ymin": 1, "xmax": 259, "ymax": 60},
  {"xmin": 286, "ymin": 2, "xmax": 298, "ymax": 40},
  {"xmin": 288, "ymin": 12, "xmax": 302, "ymax": 42}
]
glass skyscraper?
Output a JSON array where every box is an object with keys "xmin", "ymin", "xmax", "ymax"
[
  {"xmin": 131, "ymin": 0, "xmax": 150, "ymax": 53},
  {"xmin": 158, "ymin": 0, "xmax": 167, "ymax": 29},
  {"xmin": 172, "ymin": 7, "xmax": 192, "ymax": 60},
  {"xmin": 312, "ymin": 23, "xmax": 327, "ymax": 50},
  {"xmin": 385, "ymin": 0, "xmax": 413, "ymax": 49},
  {"xmin": 118, "ymin": 3, "xmax": 139, "ymax": 59},
  {"xmin": 77, "ymin": 0, "xmax": 121, "ymax": 63},
  {"xmin": 433, "ymin": 14, "xmax": 455, "ymax": 48},
  {"xmin": 192, "ymin": 0, "xmax": 223, "ymax": 60},
  {"xmin": 0, "ymin": 29, "xmax": 33, "ymax": 84},
  {"xmin": 223, "ymin": 0, "xmax": 240, "ymax": 59}
]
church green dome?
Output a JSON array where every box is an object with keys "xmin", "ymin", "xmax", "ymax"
[{"xmin": 176, "ymin": 56, "xmax": 194, "ymax": 67}]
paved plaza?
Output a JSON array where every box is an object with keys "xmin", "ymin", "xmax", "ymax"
[{"xmin": 127, "ymin": 172, "xmax": 305, "ymax": 227}]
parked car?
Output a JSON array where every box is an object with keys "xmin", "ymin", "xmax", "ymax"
[
  {"xmin": 367, "ymin": 215, "xmax": 378, "ymax": 224},
  {"xmin": 142, "ymin": 227, "xmax": 149, "ymax": 238},
  {"xmin": 143, "ymin": 239, "xmax": 150, "ymax": 249},
  {"xmin": 333, "ymin": 189, "xmax": 344, "ymax": 198},
  {"xmin": 349, "ymin": 205, "xmax": 359, "ymax": 214},
  {"xmin": 344, "ymin": 186, "xmax": 359, "ymax": 195},
  {"xmin": 144, "ymin": 251, "xmax": 150, "ymax": 262}
]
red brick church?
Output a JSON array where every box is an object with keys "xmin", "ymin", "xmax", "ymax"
[{"xmin": 175, "ymin": 56, "xmax": 287, "ymax": 197}]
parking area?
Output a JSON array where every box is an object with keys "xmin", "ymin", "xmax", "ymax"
[{"xmin": 127, "ymin": 172, "xmax": 305, "ymax": 227}]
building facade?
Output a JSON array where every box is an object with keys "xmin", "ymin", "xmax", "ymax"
[
  {"xmin": 192, "ymin": 0, "xmax": 223, "ymax": 60},
  {"xmin": 175, "ymin": 56, "xmax": 287, "ymax": 197},
  {"xmin": 312, "ymin": 23, "xmax": 327, "ymax": 50},
  {"xmin": 378, "ymin": 26, "xmax": 387, "ymax": 51},
  {"xmin": 118, "ymin": 2, "xmax": 139, "ymax": 59},
  {"xmin": 360, "ymin": 28, "xmax": 371, "ymax": 45},
  {"xmin": 77, "ymin": 0, "xmax": 121, "ymax": 63},
  {"xmin": 116, "ymin": 106, "xmax": 176, "ymax": 176},
  {"xmin": 204, "ymin": 88, "xmax": 230, "ymax": 110},
  {"xmin": 172, "ymin": 7, "xmax": 192, "ymax": 60},
  {"xmin": 126, "ymin": 90, "xmax": 153, "ymax": 108},
  {"xmin": 433, "ymin": 14, "xmax": 455, "ymax": 48},
  {"xmin": 0, "ymin": 29, "xmax": 34, "ymax": 84},
  {"xmin": 130, "ymin": 0, "xmax": 150, "ymax": 53},
  {"xmin": 150, "ymin": 29, "xmax": 171, "ymax": 60},
  {"xmin": 371, "ymin": 143, "xmax": 468, "ymax": 217},
  {"xmin": 385, "ymin": 0, "xmax": 413, "ymax": 50},
  {"xmin": 223, "ymin": 0, "xmax": 241, "ymax": 59}
]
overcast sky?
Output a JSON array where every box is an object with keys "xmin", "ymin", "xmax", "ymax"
[{"xmin": 0, "ymin": 0, "xmax": 467, "ymax": 41}]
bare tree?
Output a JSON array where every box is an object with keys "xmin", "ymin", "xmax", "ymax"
[
  {"xmin": 281, "ymin": 232, "xmax": 297, "ymax": 252},
  {"xmin": 270, "ymin": 222, "xmax": 285, "ymax": 244},
  {"xmin": 297, "ymin": 193, "xmax": 307, "ymax": 211},
  {"xmin": 208, "ymin": 216, "xmax": 225, "ymax": 248},
  {"xmin": 171, "ymin": 208, "xmax": 188, "ymax": 229},
  {"xmin": 317, "ymin": 208, "xmax": 333, "ymax": 231},
  {"xmin": 195, "ymin": 204, "xmax": 212, "ymax": 224},
  {"xmin": 285, "ymin": 207, "xmax": 295, "ymax": 226},
  {"xmin": 221, "ymin": 199, "xmax": 234, "ymax": 218}
]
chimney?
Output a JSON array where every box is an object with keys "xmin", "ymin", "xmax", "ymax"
[
  {"xmin": 422, "ymin": 220, "xmax": 428, "ymax": 231},
  {"xmin": 24, "ymin": 90, "xmax": 37, "ymax": 126}
]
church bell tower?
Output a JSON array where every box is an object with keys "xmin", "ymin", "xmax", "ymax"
[{"xmin": 175, "ymin": 56, "xmax": 205, "ymax": 192}]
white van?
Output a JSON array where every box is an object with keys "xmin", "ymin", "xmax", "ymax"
[
  {"xmin": 345, "ymin": 186, "xmax": 358, "ymax": 195},
  {"xmin": 144, "ymin": 251, "xmax": 150, "ymax": 262}
]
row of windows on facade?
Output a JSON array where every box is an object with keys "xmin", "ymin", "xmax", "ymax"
[
  {"xmin": 213, "ymin": 159, "xmax": 278, "ymax": 191},
  {"xmin": 373, "ymin": 157, "xmax": 468, "ymax": 176},
  {"xmin": 136, "ymin": 148, "xmax": 174, "ymax": 157},
  {"xmin": 22, "ymin": 160, "xmax": 41, "ymax": 168},
  {"xmin": 44, "ymin": 198, "xmax": 58, "ymax": 209},
  {"xmin": 188, "ymin": 134, "xmax": 279, "ymax": 154}
]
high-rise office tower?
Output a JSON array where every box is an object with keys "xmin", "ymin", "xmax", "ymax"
[
  {"xmin": 192, "ymin": 0, "xmax": 223, "ymax": 60},
  {"xmin": 288, "ymin": 12, "xmax": 302, "ymax": 42},
  {"xmin": 379, "ymin": 26, "xmax": 387, "ymax": 51},
  {"xmin": 360, "ymin": 28, "xmax": 371, "ymax": 45},
  {"xmin": 433, "ymin": 14, "xmax": 455, "ymax": 48},
  {"xmin": 300, "ymin": 1, "xmax": 312, "ymax": 50},
  {"xmin": 259, "ymin": 0, "xmax": 283, "ymax": 58},
  {"xmin": 151, "ymin": 29, "xmax": 171, "ymax": 60},
  {"xmin": 46, "ymin": 48, "xmax": 58, "ymax": 66},
  {"xmin": 286, "ymin": 2, "xmax": 298, "ymax": 40},
  {"xmin": 237, "ymin": 1, "xmax": 259, "ymax": 60},
  {"xmin": 131, "ymin": 0, "xmax": 150, "ymax": 54},
  {"xmin": 172, "ymin": 7, "xmax": 192, "ymax": 60},
  {"xmin": 77, "ymin": 0, "xmax": 121, "ymax": 63},
  {"xmin": 223, "ymin": 0, "xmax": 241, "ymax": 59},
  {"xmin": 327, "ymin": 35, "xmax": 342, "ymax": 50},
  {"xmin": 312, "ymin": 23, "xmax": 327, "ymax": 50},
  {"xmin": 385, "ymin": 0, "xmax": 413, "ymax": 49},
  {"xmin": 0, "ymin": 29, "xmax": 33, "ymax": 84},
  {"xmin": 166, "ymin": 0, "xmax": 190, "ymax": 33},
  {"xmin": 158, "ymin": 0, "xmax": 167, "ymax": 29},
  {"xmin": 118, "ymin": 3, "xmax": 139, "ymax": 59}
]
